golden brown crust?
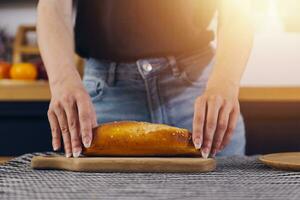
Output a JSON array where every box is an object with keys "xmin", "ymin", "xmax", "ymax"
[{"xmin": 83, "ymin": 121, "xmax": 200, "ymax": 156}]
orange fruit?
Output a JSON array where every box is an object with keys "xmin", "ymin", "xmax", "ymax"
[
  {"xmin": 0, "ymin": 61, "xmax": 11, "ymax": 79},
  {"xmin": 10, "ymin": 63, "xmax": 38, "ymax": 80}
]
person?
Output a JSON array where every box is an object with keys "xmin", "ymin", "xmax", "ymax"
[{"xmin": 37, "ymin": 0, "xmax": 253, "ymax": 158}]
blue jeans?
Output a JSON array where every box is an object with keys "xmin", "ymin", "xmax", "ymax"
[{"xmin": 83, "ymin": 46, "xmax": 246, "ymax": 156}]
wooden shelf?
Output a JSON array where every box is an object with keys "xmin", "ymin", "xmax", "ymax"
[
  {"xmin": 18, "ymin": 45, "xmax": 40, "ymax": 55},
  {"xmin": 13, "ymin": 25, "xmax": 39, "ymax": 63}
]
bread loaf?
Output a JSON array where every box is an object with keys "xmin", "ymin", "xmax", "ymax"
[{"xmin": 83, "ymin": 121, "xmax": 200, "ymax": 156}]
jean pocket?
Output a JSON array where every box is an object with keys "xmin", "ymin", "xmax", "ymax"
[
  {"xmin": 177, "ymin": 47, "xmax": 215, "ymax": 86},
  {"xmin": 178, "ymin": 60, "xmax": 210, "ymax": 86},
  {"xmin": 83, "ymin": 78, "xmax": 105, "ymax": 101}
]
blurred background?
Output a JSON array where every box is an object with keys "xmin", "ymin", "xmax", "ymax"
[{"xmin": 0, "ymin": 0, "xmax": 299, "ymax": 156}]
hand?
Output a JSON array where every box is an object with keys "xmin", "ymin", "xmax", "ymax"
[
  {"xmin": 192, "ymin": 80, "xmax": 240, "ymax": 158},
  {"xmin": 47, "ymin": 73, "xmax": 98, "ymax": 158}
]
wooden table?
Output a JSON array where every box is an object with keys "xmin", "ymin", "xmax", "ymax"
[
  {"xmin": 1, "ymin": 154, "xmax": 300, "ymax": 199},
  {"xmin": 0, "ymin": 157, "xmax": 14, "ymax": 165}
]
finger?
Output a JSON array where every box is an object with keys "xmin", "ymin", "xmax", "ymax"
[
  {"xmin": 47, "ymin": 109, "xmax": 61, "ymax": 151},
  {"xmin": 192, "ymin": 97, "xmax": 206, "ymax": 150},
  {"xmin": 77, "ymin": 96, "xmax": 93, "ymax": 148},
  {"xmin": 220, "ymin": 104, "xmax": 240, "ymax": 150},
  {"xmin": 202, "ymin": 96, "xmax": 222, "ymax": 158},
  {"xmin": 211, "ymin": 103, "xmax": 231, "ymax": 157},
  {"xmin": 54, "ymin": 105, "xmax": 72, "ymax": 158},
  {"xmin": 90, "ymin": 100, "xmax": 98, "ymax": 128},
  {"xmin": 63, "ymin": 98, "xmax": 82, "ymax": 158}
]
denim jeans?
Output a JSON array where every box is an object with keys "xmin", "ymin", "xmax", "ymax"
[{"xmin": 83, "ymin": 46, "xmax": 246, "ymax": 156}]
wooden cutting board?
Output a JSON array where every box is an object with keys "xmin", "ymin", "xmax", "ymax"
[
  {"xmin": 259, "ymin": 152, "xmax": 300, "ymax": 171},
  {"xmin": 0, "ymin": 157, "xmax": 14, "ymax": 165},
  {"xmin": 31, "ymin": 155, "xmax": 216, "ymax": 173}
]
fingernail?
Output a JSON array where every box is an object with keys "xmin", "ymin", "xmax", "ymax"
[
  {"xmin": 201, "ymin": 148, "xmax": 209, "ymax": 159},
  {"xmin": 53, "ymin": 145, "xmax": 59, "ymax": 151},
  {"xmin": 73, "ymin": 148, "xmax": 82, "ymax": 158},
  {"xmin": 73, "ymin": 151, "xmax": 81, "ymax": 158},
  {"xmin": 83, "ymin": 137, "xmax": 92, "ymax": 148},
  {"xmin": 66, "ymin": 152, "xmax": 72, "ymax": 158},
  {"xmin": 194, "ymin": 138, "xmax": 202, "ymax": 150}
]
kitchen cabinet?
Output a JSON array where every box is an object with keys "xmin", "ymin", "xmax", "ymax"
[
  {"xmin": 0, "ymin": 101, "xmax": 51, "ymax": 156},
  {"xmin": 0, "ymin": 80, "xmax": 51, "ymax": 156},
  {"xmin": 240, "ymin": 87, "xmax": 300, "ymax": 155}
]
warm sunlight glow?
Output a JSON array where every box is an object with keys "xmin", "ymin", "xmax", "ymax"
[
  {"xmin": 253, "ymin": 0, "xmax": 282, "ymax": 32},
  {"xmin": 265, "ymin": 0, "xmax": 283, "ymax": 32},
  {"xmin": 253, "ymin": 0, "xmax": 300, "ymax": 33}
]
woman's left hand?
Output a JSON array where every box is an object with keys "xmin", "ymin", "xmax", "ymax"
[{"xmin": 192, "ymin": 80, "xmax": 240, "ymax": 158}]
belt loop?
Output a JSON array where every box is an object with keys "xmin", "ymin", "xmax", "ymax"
[
  {"xmin": 167, "ymin": 56, "xmax": 180, "ymax": 78},
  {"xmin": 107, "ymin": 62, "xmax": 117, "ymax": 87}
]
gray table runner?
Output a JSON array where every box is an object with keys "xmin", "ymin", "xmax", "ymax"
[{"xmin": 0, "ymin": 153, "xmax": 299, "ymax": 200}]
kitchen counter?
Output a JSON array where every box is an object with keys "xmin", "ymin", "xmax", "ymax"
[
  {"xmin": 0, "ymin": 80, "xmax": 50, "ymax": 101},
  {"xmin": 0, "ymin": 153, "xmax": 299, "ymax": 200},
  {"xmin": 239, "ymin": 87, "xmax": 300, "ymax": 102},
  {"xmin": 1, "ymin": 80, "xmax": 300, "ymax": 102}
]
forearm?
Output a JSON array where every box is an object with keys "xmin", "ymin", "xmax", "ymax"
[
  {"xmin": 192, "ymin": 1, "xmax": 253, "ymax": 157},
  {"xmin": 37, "ymin": 0, "xmax": 80, "ymax": 87},
  {"xmin": 208, "ymin": 0, "xmax": 254, "ymax": 92}
]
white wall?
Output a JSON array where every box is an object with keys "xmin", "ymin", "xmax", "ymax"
[
  {"xmin": 1, "ymin": 2, "xmax": 300, "ymax": 87},
  {"xmin": 241, "ymin": 32, "xmax": 300, "ymax": 86},
  {"xmin": 0, "ymin": 2, "xmax": 37, "ymax": 35}
]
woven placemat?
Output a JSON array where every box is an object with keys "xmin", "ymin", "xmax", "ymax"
[{"xmin": 0, "ymin": 153, "xmax": 299, "ymax": 200}]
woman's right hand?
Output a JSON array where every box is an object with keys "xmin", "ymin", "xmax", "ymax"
[{"xmin": 47, "ymin": 73, "xmax": 98, "ymax": 158}]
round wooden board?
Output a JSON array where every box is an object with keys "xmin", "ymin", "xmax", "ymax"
[{"xmin": 259, "ymin": 152, "xmax": 300, "ymax": 171}]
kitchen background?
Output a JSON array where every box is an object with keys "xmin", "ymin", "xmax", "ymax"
[{"xmin": 0, "ymin": 0, "xmax": 300, "ymax": 156}]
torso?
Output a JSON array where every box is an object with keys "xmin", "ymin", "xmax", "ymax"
[{"xmin": 75, "ymin": 0, "xmax": 216, "ymax": 61}]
